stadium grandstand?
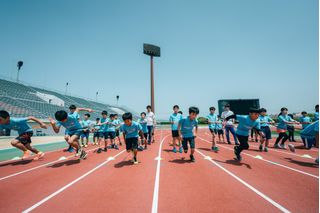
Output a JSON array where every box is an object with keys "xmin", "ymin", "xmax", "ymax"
[{"xmin": 0, "ymin": 78, "xmax": 134, "ymax": 120}]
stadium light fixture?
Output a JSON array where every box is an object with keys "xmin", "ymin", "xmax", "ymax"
[
  {"xmin": 143, "ymin": 44, "xmax": 161, "ymax": 113},
  {"xmin": 65, "ymin": 82, "xmax": 69, "ymax": 95},
  {"xmin": 17, "ymin": 61, "xmax": 23, "ymax": 82},
  {"xmin": 116, "ymin": 95, "xmax": 119, "ymax": 105}
]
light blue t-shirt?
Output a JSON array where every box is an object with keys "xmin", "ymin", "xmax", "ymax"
[
  {"xmin": 69, "ymin": 111, "xmax": 80, "ymax": 120},
  {"xmin": 300, "ymin": 121, "xmax": 319, "ymax": 139},
  {"xmin": 80, "ymin": 119, "xmax": 93, "ymax": 129},
  {"xmin": 236, "ymin": 115, "xmax": 260, "ymax": 137},
  {"xmin": 216, "ymin": 120, "xmax": 223, "ymax": 130},
  {"xmin": 169, "ymin": 113, "xmax": 183, "ymax": 131},
  {"xmin": 314, "ymin": 112, "xmax": 319, "ymax": 121},
  {"xmin": 107, "ymin": 119, "xmax": 117, "ymax": 132},
  {"xmin": 56, "ymin": 114, "xmax": 82, "ymax": 134},
  {"xmin": 120, "ymin": 121, "xmax": 142, "ymax": 139},
  {"xmin": 179, "ymin": 116, "xmax": 198, "ymax": 138},
  {"xmin": 100, "ymin": 117, "xmax": 109, "ymax": 132},
  {"xmin": 299, "ymin": 116, "xmax": 312, "ymax": 129},
  {"xmin": 277, "ymin": 115, "xmax": 295, "ymax": 130},
  {"xmin": 207, "ymin": 113, "xmax": 218, "ymax": 129},
  {"xmin": 259, "ymin": 115, "xmax": 273, "ymax": 127},
  {"xmin": 93, "ymin": 123, "xmax": 101, "ymax": 132},
  {"xmin": 138, "ymin": 118, "xmax": 148, "ymax": 133},
  {"xmin": 114, "ymin": 119, "xmax": 121, "ymax": 130},
  {"xmin": 0, "ymin": 117, "xmax": 33, "ymax": 135}
]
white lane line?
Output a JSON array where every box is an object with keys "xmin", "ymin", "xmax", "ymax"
[
  {"xmin": 204, "ymin": 132, "xmax": 318, "ymax": 159},
  {"xmin": 0, "ymin": 147, "xmax": 97, "ymax": 181},
  {"xmin": 1, "ymin": 132, "xmax": 163, "ymax": 181},
  {"xmin": 22, "ymin": 149, "xmax": 126, "ymax": 213},
  {"xmin": 151, "ymin": 130, "xmax": 170, "ymax": 213},
  {"xmin": 198, "ymin": 136, "xmax": 318, "ymax": 179},
  {"xmin": 195, "ymin": 149, "xmax": 291, "ymax": 213}
]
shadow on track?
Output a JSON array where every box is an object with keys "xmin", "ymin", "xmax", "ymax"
[
  {"xmin": 0, "ymin": 159, "xmax": 33, "ymax": 167},
  {"xmin": 284, "ymin": 157, "xmax": 318, "ymax": 168},
  {"xmin": 48, "ymin": 159, "xmax": 80, "ymax": 168}
]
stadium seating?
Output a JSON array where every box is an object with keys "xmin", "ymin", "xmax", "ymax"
[{"xmin": 0, "ymin": 78, "xmax": 132, "ymax": 120}]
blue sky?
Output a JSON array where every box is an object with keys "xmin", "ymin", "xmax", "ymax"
[{"xmin": 0, "ymin": 0, "xmax": 318, "ymax": 119}]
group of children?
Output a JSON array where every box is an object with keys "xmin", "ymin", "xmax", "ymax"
[{"xmin": 0, "ymin": 103, "xmax": 318, "ymax": 164}]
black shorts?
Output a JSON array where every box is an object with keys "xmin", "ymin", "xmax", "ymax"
[
  {"xmin": 116, "ymin": 129, "xmax": 120, "ymax": 137},
  {"xmin": 209, "ymin": 128, "xmax": 218, "ymax": 134},
  {"xmin": 67, "ymin": 130, "xmax": 83, "ymax": 137},
  {"xmin": 172, "ymin": 130, "xmax": 179, "ymax": 138},
  {"xmin": 104, "ymin": 131, "xmax": 116, "ymax": 139},
  {"xmin": 16, "ymin": 132, "xmax": 33, "ymax": 145},
  {"xmin": 80, "ymin": 131, "xmax": 90, "ymax": 139},
  {"xmin": 125, "ymin": 137, "xmax": 138, "ymax": 150},
  {"xmin": 182, "ymin": 137, "xmax": 195, "ymax": 150},
  {"xmin": 217, "ymin": 129, "xmax": 224, "ymax": 135},
  {"xmin": 93, "ymin": 132, "xmax": 103, "ymax": 138},
  {"xmin": 261, "ymin": 126, "xmax": 271, "ymax": 140}
]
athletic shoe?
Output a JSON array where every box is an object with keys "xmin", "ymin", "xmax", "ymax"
[
  {"xmin": 80, "ymin": 144, "xmax": 84, "ymax": 148},
  {"xmin": 111, "ymin": 144, "xmax": 115, "ymax": 149},
  {"xmin": 280, "ymin": 144, "xmax": 287, "ymax": 149},
  {"xmin": 144, "ymin": 146, "xmax": 147, "ymax": 150},
  {"xmin": 227, "ymin": 141, "xmax": 231, "ymax": 145},
  {"xmin": 97, "ymin": 148, "xmax": 102, "ymax": 153},
  {"xmin": 173, "ymin": 147, "xmax": 177, "ymax": 153},
  {"xmin": 288, "ymin": 144, "xmax": 295, "ymax": 153},
  {"xmin": 234, "ymin": 146, "xmax": 242, "ymax": 161},
  {"xmin": 133, "ymin": 157, "xmax": 138, "ymax": 164},
  {"xmin": 235, "ymin": 142, "xmax": 240, "ymax": 145},
  {"xmin": 190, "ymin": 155, "xmax": 195, "ymax": 162},
  {"xmin": 67, "ymin": 145, "xmax": 74, "ymax": 153},
  {"xmin": 179, "ymin": 146, "xmax": 183, "ymax": 153},
  {"xmin": 274, "ymin": 143, "xmax": 281, "ymax": 149},
  {"xmin": 33, "ymin": 152, "xmax": 45, "ymax": 160},
  {"xmin": 75, "ymin": 149, "xmax": 82, "ymax": 157},
  {"xmin": 259, "ymin": 144, "xmax": 263, "ymax": 151},
  {"xmin": 148, "ymin": 142, "xmax": 151, "ymax": 145},
  {"xmin": 184, "ymin": 149, "xmax": 188, "ymax": 153},
  {"xmin": 103, "ymin": 147, "xmax": 107, "ymax": 152},
  {"xmin": 115, "ymin": 145, "xmax": 119, "ymax": 150},
  {"xmin": 80, "ymin": 150, "xmax": 88, "ymax": 159},
  {"xmin": 119, "ymin": 142, "xmax": 122, "ymax": 146},
  {"xmin": 315, "ymin": 158, "xmax": 319, "ymax": 165},
  {"xmin": 137, "ymin": 146, "xmax": 144, "ymax": 151},
  {"xmin": 264, "ymin": 147, "xmax": 268, "ymax": 152},
  {"xmin": 211, "ymin": 146, "xmax": 215, "ymax": 151},
  {"xmin": 84, "ymin": 144, "xmax": 88, "ymax": 148},
  {"xmin": 213, "ymin": 146, "xmax": 219, "ymax": 152},
  {"xmin": 21, "ymin": 151, "xmax": 31, "ymax": 160},
  {"xmin": 255, "ymin": 139, "xmax": 258, "ymax": 142}
]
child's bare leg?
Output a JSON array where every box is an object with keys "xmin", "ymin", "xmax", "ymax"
[
  {"xmin": 265, "ymin": 140, "xmax": 269, "ymax": 147},
  {"xmin": 191, "ymin": 148, "xmax": 195, "ymax": 156},
  {"xmin": 64, "ymin": 135, "xmax": 70, "ymax": 142},
  {"xmin": 212, "ymin": 133, "xmax": 216, "ymax": 147},
  {"xmin": 68, "ymin": 135, "xmax": 80, "ymax": 151},
  {"xmin": 104, "ymin": 139, "xmax": 108, "ymax": 149},
  {"xmin": 24, "ymin": 143, "xmax": 40, "ymax": 154},
  {"xmin": 11, "ymin": 139, "xmax": 27, "ymax": 152}
]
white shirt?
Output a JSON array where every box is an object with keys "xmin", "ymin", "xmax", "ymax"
[
  {"xmin": 146, "ymin": 111, "xmax": 156, "ymax": 126},
  {"xmin": 221, "ymin": 110, "xmax": 234, "ymax": 126}
]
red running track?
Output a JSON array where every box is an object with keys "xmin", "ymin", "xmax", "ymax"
[{"xmin": 0, "ymin": 129, "xmax": 318, "ymax": 213}]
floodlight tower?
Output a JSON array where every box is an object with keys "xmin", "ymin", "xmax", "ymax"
[
  {"xmin": 143, "ymin": 44, "xmax": 161, "ymax": 113},
  {"xmin": 17, "ymin": 61, "xmax": 23, "ymax": 82}
]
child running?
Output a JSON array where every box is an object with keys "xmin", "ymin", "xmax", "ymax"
[
  {"xmin": 289, "ymin": 120, "xmax": 319, "ymax": 154},
  {"xmin": 299, "ymin": 111, "xmax": 312, "ymax": 146},
  {"xmin": 65, "ymin": 105, "xmax": 92, "ymax": 152},
  {"xmin": 93, "ymin": 118, "xmax": 102, "ymax": 145},
  {"xmin": 138, "ymin": 112, "xmax": 148, "ymax": 150},
  {"xmin": 221, "ymin": 104, "xmax": 239, "ymax": 145},
  {"xmin": 0, "ymin": 110, "xmax": 47, "ymax": 160},
  {"xmin": 216, "ymin": 116, "xmax": 225, "ymax": 143},
  {"xmin": 114, "ymin": 114, "xmax": 122, "ymax": 146},
  {"xmin": 97, "ymin": 111, "xmax": 108, "ymax": 153},
  {"xmin": 225, "ymin": 108, "xmax": 265, "ymax": 161},
  {"xmin": 120, "ymin": 112, "xmax": 144, "ymax": 164},
  {"xmin": 105, "ymin": 114, "xmax": 118, "ymax": 149},
  {"xmin": 49, "ymin": 110, "xmax": 88, "ymax": 159},
  {"xmin": 178, "ymin": 106, "xmax": 199, "ymax": 162},
  {"xmin": 80, "ymin": 113, "xmax": 93, "ymax": 148},
  {"xmin": 258, "ymin": 108, "xmax": 275, "ymax": 152},
  {"xmin": 169, "ymin": 105, "xmax": 183, "ymax": 153},
  {"xmin": 206, "ymin": 106, "xmax": 219, "ymax": 152},
  {"xmin": 274, "ymin": 107, "xmax": 299, "ymax": 149}
]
